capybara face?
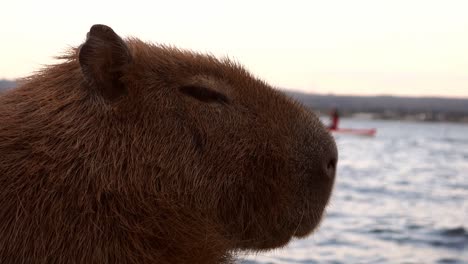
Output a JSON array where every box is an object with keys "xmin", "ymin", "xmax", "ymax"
[{"xmin": 0, "ymin": 25, "xmax": 337, "ymax": 263}]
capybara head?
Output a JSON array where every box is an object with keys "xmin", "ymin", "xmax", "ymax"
[{"xmin": 0, "ymin": 25, "xmax": 337, "ymax": 263}]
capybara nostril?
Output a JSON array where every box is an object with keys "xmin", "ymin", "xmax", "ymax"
[
  {"xmin": 323, "ymin": 140, "xmax": 338, "ymax": 180},
  {"xmin": 326, "ymin": 158, "xmax": 337, "ymax": 179}
]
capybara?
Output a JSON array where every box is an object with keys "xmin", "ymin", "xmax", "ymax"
[{"xmin": 0, "ymin": 25, "xmax": 337, "ymax": 263}]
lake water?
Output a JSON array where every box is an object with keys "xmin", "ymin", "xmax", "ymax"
[{"xmin": 239, "ymin": 118, "xmax": 468, "ymax": 264}]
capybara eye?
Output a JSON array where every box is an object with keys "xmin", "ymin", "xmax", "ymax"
[{"xmin": 179, "ymin": 85, "xmax": 229, "ymax": 104}]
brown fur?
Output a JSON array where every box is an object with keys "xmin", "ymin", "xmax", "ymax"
[{"xmin": 0, "ymin": 25, "xmax": 337, "ymax": 263}]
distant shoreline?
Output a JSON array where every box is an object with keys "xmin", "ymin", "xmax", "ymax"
[
  {"xmin": 286, "ymin": 91, "xmax": 468, "ymax": 124},
  {"xmin": 320, "ymin": 112, "xmax": 468, "ymax": 124}
]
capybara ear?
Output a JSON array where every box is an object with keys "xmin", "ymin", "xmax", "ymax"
[{"xmin": 79, "ymin": 24, "xmax": 132, "ymax": 101}]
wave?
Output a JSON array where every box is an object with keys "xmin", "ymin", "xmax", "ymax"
[{"xmin": 439, "ymin": 227, "xmax": 467, "ymax": 237}]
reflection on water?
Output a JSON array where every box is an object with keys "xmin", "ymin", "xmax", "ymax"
[{"xmin": 239, "ymin": 119, "xmax": 468, "ymax": 264}]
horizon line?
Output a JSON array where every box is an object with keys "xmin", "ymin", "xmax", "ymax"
[{"xmin": 281, "ymin": 89, "xmax": 468, "ymax": 100}]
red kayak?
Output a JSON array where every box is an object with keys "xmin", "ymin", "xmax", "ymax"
[{"xmin": 330, "ymin": 128, "xmax": 377, "ymax": 136}]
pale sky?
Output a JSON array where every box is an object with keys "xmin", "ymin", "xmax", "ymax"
[{"xmin": 1, "ymin": 0, "xmax": 468, "ymax": 98}]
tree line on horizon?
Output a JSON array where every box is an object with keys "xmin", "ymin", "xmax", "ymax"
[
  {"xmin": 286, "ymin": 91, "xmax": 468, "ymax": 123},
  {"xmin": 0, "ymin": 79, "xmax": 16, "ymax": 90}
]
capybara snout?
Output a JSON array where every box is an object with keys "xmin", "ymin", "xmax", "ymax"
[{"xmin": 0, "ymin": 24, "xmax": 337, "ymax": 264}]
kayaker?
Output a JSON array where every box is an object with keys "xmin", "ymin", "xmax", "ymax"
[{"xmin": 329, "ymin": 108, "xmax": 339, "ymax": 130}]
